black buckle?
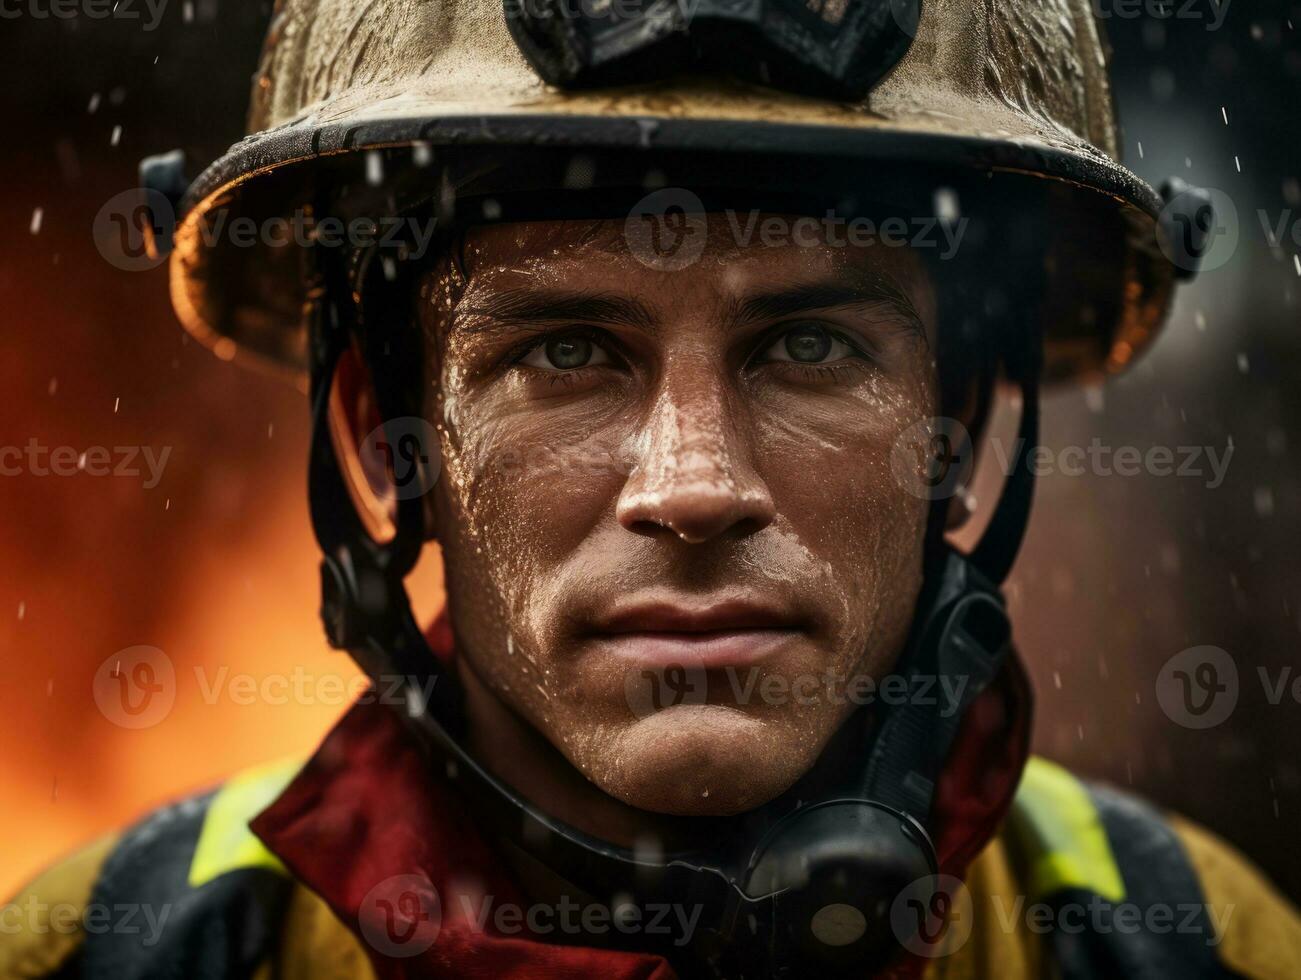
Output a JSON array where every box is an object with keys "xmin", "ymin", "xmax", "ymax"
[
  {"xmin": 1159, "ymin": 177, "xmax": 1217, "ymax": 282},
  {"xmin": 504, "ymin": 0, "xmax": 921, "ymax": 101},
  {"xmin": 137, "ymin": 149, "xmax": 188, "ymax": 260}
]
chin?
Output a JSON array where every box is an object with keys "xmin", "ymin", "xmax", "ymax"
[{"xmin": 596, "ymin": 705, "xmax": 810, "ymax": 817}]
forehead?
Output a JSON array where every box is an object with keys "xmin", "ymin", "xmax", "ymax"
[{"xmin": 442, "ymin": 215, "xmax": 935, "ymax": 328}]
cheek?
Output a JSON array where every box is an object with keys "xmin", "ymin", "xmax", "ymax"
[
  {"xmin": 433, "ymin": 385, "xmax": 631, "ymax": 648},
  {"xmin": 751, "ymin": 365, "xmax": 937, "ymax": 663},
  {"xmin": 756, "ymin": 359, "xmax": 936, "ymax": 516}
]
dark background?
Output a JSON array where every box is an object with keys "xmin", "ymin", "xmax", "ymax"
[{"xmin": 1, "ymin": 2, "xmax": 1298, "ymax": 901}]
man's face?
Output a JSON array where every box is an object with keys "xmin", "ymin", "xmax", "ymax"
[{"xmin": 419, "ymin": 216, "xmax": 938, "ymax": 817}]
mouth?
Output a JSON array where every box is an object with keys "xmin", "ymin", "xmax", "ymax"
[{"xmin": 588, "ymin": 596, "xmax": 807, "ymax": 670}]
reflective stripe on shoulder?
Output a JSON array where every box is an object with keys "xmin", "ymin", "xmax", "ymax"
[
  {"xmin": 187, "ymin": 756, "xmax": 303, "ymax": 889},
  {"xmin": 1007, "ymin": 756, "xmax": 1126, "ymax": 904}
]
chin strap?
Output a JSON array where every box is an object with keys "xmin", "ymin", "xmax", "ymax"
[
  {"xmin": 861, "ymin": 365, "xmax": 1041, "ymax": 825},
  {"xmin": 969, "ymin": 373, "xmax": 1041, "ymax": 585},
  {"xmin": 307, "ymin": 243, "xmax": 462, "ymax": 729}
]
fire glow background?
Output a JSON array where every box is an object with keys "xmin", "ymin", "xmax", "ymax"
[{"xmin": 2, "ymin": 2, "xmax": 1299, "ymax": 902}]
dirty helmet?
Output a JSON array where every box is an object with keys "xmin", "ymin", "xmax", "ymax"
[{"xmin": 153, "ymin": 0, "xmax": 1209, "ymax": 388}]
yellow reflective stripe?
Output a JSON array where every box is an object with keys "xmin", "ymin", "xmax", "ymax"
[
  {"xmin": 1010, "ymin": 756, "xmax": 1127, "ymax": 903},
  {"xmin": 187, "ymin": 756, "xmax": 304, "ymax": 888}
]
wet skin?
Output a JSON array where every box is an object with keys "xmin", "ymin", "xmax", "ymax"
[{"xmin": 358, "ymin": 218, "xmax": 941, "ymax": 841}]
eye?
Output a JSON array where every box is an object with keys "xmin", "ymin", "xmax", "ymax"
[
  {"xmin": 520, "ymin": 333, "xmax": 613, "ymax": 371},
  {"xmin": 759, "ymin": 323, "xmax": 860, "ymax": 364}
]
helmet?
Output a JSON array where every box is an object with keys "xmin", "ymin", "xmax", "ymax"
[{"xmin": 158, "ymin": 0, "xmax": 1204, "ymax": 387}]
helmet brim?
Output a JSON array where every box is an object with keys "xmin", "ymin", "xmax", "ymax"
[{"xmin": 171, "ymin": 107, "xmax": 1175, "ymax": 385}]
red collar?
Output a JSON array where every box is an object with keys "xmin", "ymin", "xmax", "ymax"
[{"xmin": 250, "ymin": 695, "xmax": 676, "ymax": 978}]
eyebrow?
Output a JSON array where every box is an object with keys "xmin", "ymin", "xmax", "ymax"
[
  {"xmin": 453, "ymin": 290, "xmax": 658, "ymax": 333},
  {"xmin": 727, "ymin": 276, "xmax": 925, "ymax": 336},
  {"xmin": 449, "ymin": 269, "xmax": 924, "ymax": 339}
]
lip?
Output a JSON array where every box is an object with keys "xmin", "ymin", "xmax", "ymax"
[{"xmin": 589, "ymin": 597, "xmax": 806, "ymax": 669}]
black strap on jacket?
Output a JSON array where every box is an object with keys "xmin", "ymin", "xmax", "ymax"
[
  {"xmin": 81, "ymin": 791, "xmax": 290, "ymax": 980},
  {"xmin": 1042, "ymin": 785, "xmax": 1241, "ymax": 980}
]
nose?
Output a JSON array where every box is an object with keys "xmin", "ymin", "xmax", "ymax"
[{"xmin": 616, "ymin": 378, "xmax": 776, "ymax": 544}]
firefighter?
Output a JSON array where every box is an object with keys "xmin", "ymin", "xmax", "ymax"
[{"xmin": 4, "ymin": 1, "xmax": 1299, "ymax": 977}]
